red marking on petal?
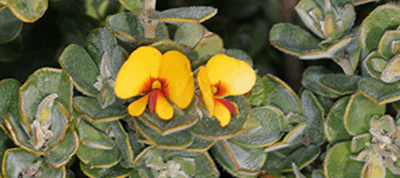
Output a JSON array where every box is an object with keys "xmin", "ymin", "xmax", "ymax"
[
  {"xmin": 148, "ymin": 90, "xmax": 158, "ymax": 114},
  {"xmin": 214, "ymin": 98, "xmax": 237, "ymax": 116},
  {"xmin": 213, "ymin": 81, "xmax": 229, "ymax": 96}
]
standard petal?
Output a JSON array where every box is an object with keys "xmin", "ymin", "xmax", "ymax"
[
  {"xmin": 214, "ymin": 99, "xmax": 231, "ymax": 127},
  {"xmin": 114, "ymin": 46, "xmax": 162, "ymax": 99},
  {"xmin": 206, "ymin": 54, "xmax": 256, "ymax": 95},
  {"xmin": 127, "ymin": 93, "xmax": 150, "ymax": 116},
  {"xmin": 158, "ymin": 50, "xmax": 194, "ymax": 109},
  {"xmin": 155, "ymin": 91, "xmax": 174, "ymax": 120},
  {"xmin": 197, "ymin": 66, "xmax": 214, "ymax": 116}
]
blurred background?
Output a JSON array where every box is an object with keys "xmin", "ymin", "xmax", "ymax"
[{"xmin": 0, "ymin": 0, "xmax": 305, "ymax": 91}]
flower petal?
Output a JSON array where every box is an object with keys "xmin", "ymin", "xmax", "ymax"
[
  {"xmin": 214, "ymin": 99, "xmax": 232, "ymax": 127},
  {"xmin": 114, "ymin": 46, "xmax": 162, "ymax": 99},
  {"xmin": 155, "ymin": 91, "xmax": 174, "ymax": 120},
  {"xmin": 206, "ymin": 54, "xmax": 256, "ymax": 95},
  {"xmin": 127, "ymin": 93, "xmax": 150, "ymax": 116},
  {"xmin": 197, "ymin": 66, "xmax": 214, "ymax": 116},
  {"xmin": 158, "ymin": 50, "xmax": 194, "ymax": 109},
  {"xmin": 214, "ymin": 97, "xmax": 237, "ymax": 116}
]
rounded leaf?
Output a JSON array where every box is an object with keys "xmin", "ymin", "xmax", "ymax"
[
  {"xmin": 270, "ymin": 23, "xmax": 321, "ymax": 56},
  {"xmin": 325, "ymin": 97, "xmax": 352, "ymax": 144},
  {"xmin": 360, "ymin": 4, "xmax": 400, "ymax": 54},
  {"xmin": 0, "ymin": 8, "xmax": 22, "ymax": 44},
  {"xmin": 188, "ymin": 96, "xmax": 250, "ymax": 139},
  {"xmin": 324, "ymin": 142, "xmax": 364, "ymax": 178},
  {"xmin": 59, "ymin": 44, "xmax": 99, "ymax": 97},
  {"xmin": 134, "ymin": 117, "xmax": 193, "ymax": 149},
  {"xmin": 148, "ymin": 6, "xmax": 217, "ymax": 23},
  {"xmin": 359, "ymin": 77, "xmax": 400, "ymax": 104},
  {"xmin": 344, "ymin": 92, "xmax": 385, "ymax": 135},
  {"xmin": 229, "ymin": 106, "xmax": 284, "ymax": 147},
  {"xmin": 210, "ymin": 140, "xmax": 267, "ymax": 177}
]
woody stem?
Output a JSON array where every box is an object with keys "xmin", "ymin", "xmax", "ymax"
[
  {"xmin": 142, "ymin": 0, "xmax": 158, "ymax": 39},
  {"xmin": 332, "ymin": 56, "xmax": 354, "ymax": 76}
]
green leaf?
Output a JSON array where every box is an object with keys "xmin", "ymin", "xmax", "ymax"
[
  {"xmin": 344, "ymin": 92, "xmax": 385, "ymax": 135},
  {"xmin": 351, "ymin": 133, "xmax": 371, "ymax": 153},
  {"xmin": 301, "ymin": 66, "xmax": 340, "ymax": 98},
  {"xmin": 378, "ymin": 30, "xmax": 400, "ymax": 60},
  {"xmin": 138, "ymin": 109, "xmax": 197, "ymax": 135},
  {"xmin": 134, "ymin": 117, "xmax": 193, "ymax": 149},
  {"xmin": 132, "ymin": 146, "xmax": 165, "ymax": 168},
  {"xmin": 20, "ymin": 68, "xmax": 73, "ymax": 122},
  {"xmin": 264, "ymin": 74, "xmax": 303, "ymax": 114},
  {"xmin": 360, "ymin": 4, "xmax": 400, "ymax": 54},
  {"xmin": 270, "ymin": 23, "xmax": 321, "ymax": 56},
  {"xmin": 128, "ymin": 131, "xmax": 145, "ymax": 157},
  {"xmin": 2, "ymin": 148, "xmax": 65, "ymax": 178},
  {"xmin": 0, "ymin": 128, "xmax": 13, "ymax": 164},
  {"xmin": 229, "ymin": 106, "xmax": 284, "ymax": 147},
  {"xmin": 211, "ymin": 140, "xmax": 267, "ymax": 177},
  {"xmin": 118, "ymin": 0, "xmax": 143, "ymax": 14},
  {"xmin": 188, "ymin": 96, "xmax": 250, "ymax": 139},
  {"xmin": 79, "ymin": 119, "xmax": 114, "ymax": 149},
  {"xmin": 174, "ymin": 23, "xmax": 204, "ymax": 49},
  {"xmin": 245, "ymin": 76, "xmax": 267, "ymax": 107},
  {"xmin": 76, "ymin": 142, "xmax": 121, "ymax": 168},
  {"xmin": 0, "ymin": 79, "xmax": 20, "ymax": 130},
  {"xmin": 43, "ymin": 128, "xmax": 79, "ymax": 168},
  {"xmin": 359, "ymin": 77, "xmax": 400, "ymax": 104},
  {"xmin": 323, "ymin": 15, "xmax": 339, "ymax": 40},
  {"xmin": 295, "ymin": 0, "xmax": 324, "ymax": 38},
  {"xmin": 164, "ymin": 151, "xmax": 217, "ymax": 177},
  {"xmin": 59, "ymin": 44, "xmax": 99, "ymax": 97},
  {"xmin": 110, "ymin": 121, "xmax": 134, "ymax": 168},
  {"xmin": 279, "ymin": 146, "xmax": 321, "ymax": 172},
  {"xmin": 183, "ymin": 134, "xmax": 216, "ymax": 152},
  {"xmin": 148, "ymin": 6, "xmax": 217, "ymax": 23},
  {"xmin": 84, "ymin": 0, "xmax": 123, "ymax": 21},
  {"xmin": 312, "ymin": 170, "xmax": 326, "ymax": 178},
  {"xmin": 84, "ymin": 27, "xmax": 118, "ymax": 66},
  {"xmin": 0, "ymin": 35, "xmax": 23, "ymax": 62},
  {"xmin": 301, "ymin": 91, "xmax": 325, "ymax": 145},
  {"xmin": 331, "ymin": 0, "xmax": 378, "ymax": 7},
  {"xmin": 0, "ymin": 0, "xmax": 18, "ymax": 6},
  {"xmin": 193, "ymin": 32, "xmax": 223, "ymax": 58},
  {"xmin": 325, "ymin": 97, "xmax": 352, "ymax": 144},
  {"xmin": 107, "ymin": 12, "xmax": 144, "ymax": 43},
  {"xmin": 364, "ymin": 51, "xmax": 385, "ymax": 78},
  {"xmin": 45, "ymin": 102, "xmax": 70, "ymax": 148},
  {"xmin": 8, "ymin": 0, "xmax": 48, "ymax": 23},
  {"xmin": 0, "ymin": 8, "xmax": 22, "ymax": 44},
  {"xmin": 324, "ymin": 142, "xmax": 364, "ymax": 178},
  {"xmin": 347, "ymin": 31, "xmax": 362, "ymax": 70},
  {"xmin": 150, "ymin": 40, "xmax": 184, "ymax": 54},
  {"xmin": 73, "ymin": 96, "xmax": 127, "ymax": 122},
  {"xmin": 154, "ymin": 22, "xmax": 169, "ymax": 40},
  {"xmin": 381, "ymin": 54, "xmax": 400, "ymax": 83},
  {"xmin": 319, "ymin": 74, "xmax": 362, "ymax": 95},
  {"xmin": 341, "ymin": 5, "xmax": 356, "ymax": 34},
  {"xmin": 300, "ymin": 36, "xmax": 354, "ymax": 59},
  {"xmin": 80, "ymin": 162, "xmax": 134, "ymax": 178}
]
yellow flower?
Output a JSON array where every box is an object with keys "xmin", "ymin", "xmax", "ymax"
[
  {"xmin": 197, "ymin": 54, "xmax": 256, "ymax": 127},
  {"xmin": 114, "ymin": 46, "xmax": 195, "ymax": 120}
]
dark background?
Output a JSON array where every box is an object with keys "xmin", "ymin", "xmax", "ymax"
[{"xmin": 0, "ymin": 0, "xmax": 305, "ymax": 92}]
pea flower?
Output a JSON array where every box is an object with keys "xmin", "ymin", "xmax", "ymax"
[
  {"xmin": 197, "ymin": 54, "xmax": 256, "ymax": 127},
  {"xmin": 114, "ymin": 46, "xmax": 195, "ymax": 120}
]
